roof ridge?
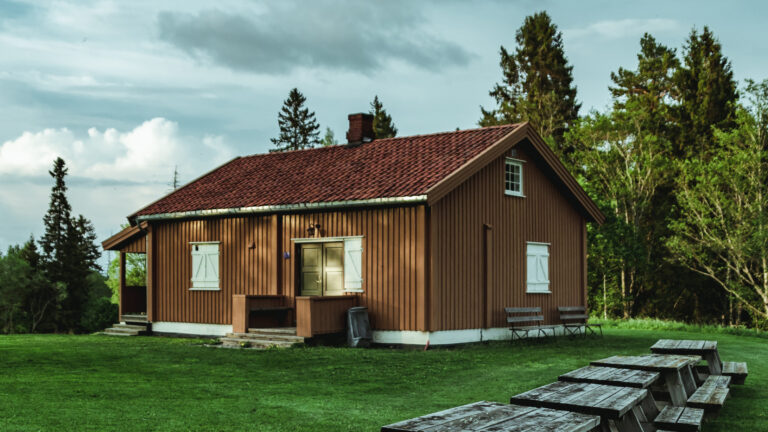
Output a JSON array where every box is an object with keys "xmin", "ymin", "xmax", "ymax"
[{"xmin": 239, "ymin": 123, "xmax": 522, "ymax": 160}]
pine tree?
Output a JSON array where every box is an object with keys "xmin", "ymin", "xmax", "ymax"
[
  {"xmin": 38, "ymin": 158, "xmax": 104, "ymax": 332},
  {"xmin": 270, "ymin": 88, "xmax": 321, "ymax": 152},
  {"xmin": 609, "ymin": 33, "xmax": 679, "ymax": 141},
  {"xmin": 674, "ymin": 26, "xmax": 738, "ymax": 157},
  {"xmin": 480, "ymin": 11, "xmax": 580, "ymax": 157},
  {"xmin": 39, "ymin": 157, "xmax": 73, "ymax": 286},
  {"xmin": 370, "ymin": 95, "xmax": 397, "ymax": 139}
]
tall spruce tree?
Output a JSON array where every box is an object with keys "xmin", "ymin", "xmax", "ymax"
[
  {"xmin": 39, "ymin": 158, "xmax": 73, "ymax": 287},
  {"xmin": 480, "ymin": 11, "xmax": 580, "ymax": 159},
  {"xmin": 38, "ymin": 158, "xmax": 103, "ymax": 332},
  {"xmin": 270, "ymin": 88, "xmax": 321, "ymax": 152},
  {"xmin": 370, "ymin": 95, "xmax": 397, "ymax": 139},
  {"xmin": 610, "ymin": 33, "xmax": 680, "ymax": 142},
  {"xmin": 674, "ymin": 27, "xmax": 738, "ymax": 157}
]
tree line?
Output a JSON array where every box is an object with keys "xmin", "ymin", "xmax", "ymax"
[{"xmin": 0, "ymin": 158, "xmax": 114, "ymax": 334}]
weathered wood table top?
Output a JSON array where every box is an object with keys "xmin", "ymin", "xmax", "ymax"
[
  {"xmin": 381, "ymin": 401, "xmax": 600, "ymax": 432},
  {"xmin": 509, "ymin": 381, "xmax": 648, "ymax": 419},
  {"xmin": 651, "ymin": 339, "xmax": 717, "ymax": 353},
  {"xmin": 590, "ymin": 354, "xmax": 701, "ymax": 372},
  {"xmin": 559, "ymin": 366, "xmax": 660, "ymax": 389}
]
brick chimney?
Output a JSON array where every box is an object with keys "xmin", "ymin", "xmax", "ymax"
[{"xmin": 346, "ymin": 113, "xmax": 374, "ymax": 146}]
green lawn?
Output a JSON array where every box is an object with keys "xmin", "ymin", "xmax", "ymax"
[{"xmin": 0, "ymin": 326, "xmax": 764, "ymax": 431}]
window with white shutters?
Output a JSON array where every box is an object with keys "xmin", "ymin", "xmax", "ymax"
[
  {"xmin": 526, "ymin": 242, "xmax": 550, "ymax": 293},
  {"xmin": 190, "ymin": 242, "xmax": 220, "ymax": 290},
  {"xmin": 343, "ymin": 237, "xmax": 364, "ymax": 292}
]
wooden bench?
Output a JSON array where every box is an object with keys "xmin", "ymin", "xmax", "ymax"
[
  {"xmin": 687, "ymin": 375, "xmax": 730, "ymax": 412},
  {"xmin": 654, "ymin": 406, "xmax": 704, "ymax": 432},
  {"xmin": 505, "ymin": 307, "xmax": 556, "ymax": 340},
  {"xmin": 558, "ymin": 306, "xmax": 602, "ymax": 337},
  {"xmin": 722, "ymin": 361, "xmax": 748, "ymax": 384}
]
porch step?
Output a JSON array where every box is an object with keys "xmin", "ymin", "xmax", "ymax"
[
  {"xmin": 248, "ymin": 327, "xmax": 298, "ymax": 336},
  {"xmin": 219, "ymin": 328, "xmax": 304, "ymax": 349},
  {"xmin": 219, "ymin": 337, "xmax": 301, "ymax": 349},
  {"xmin": 227, "ymin": 332, "xmax": 305, "ymax": 343},
  {"xmin": 121, "ymin": 314, "xmax": 148, "ymax": 324},
  {"xmin": 102, "ymin": 321, "xmax": 149, "ymax": 336}
]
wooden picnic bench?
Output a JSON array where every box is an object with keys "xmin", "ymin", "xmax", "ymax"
[
  {"xmin": 686, "ymin": 375, "xmax": 730, "ymax": 412},
  {"xmin": 381, "ymin": 401, "xmax": 601, "ymax": 432},
  {"xmin": 505, "ymin": 307, "xmax": 556, "ymax": 340},
  {"xmin": 509, "ymin": 381, "xmax": 650, "ymax": 432},
  {"xmin": 650, "ymin": 339, "xmax": 748, "ymax": 384},
  {"xmin": 590, "ymin": 354, "xmax": 701, "ymax": 407},
  {"xmin": 558, "ymin": 306, "xmax": 602, "ymax": 337}
]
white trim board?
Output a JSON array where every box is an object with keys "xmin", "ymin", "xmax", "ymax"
[
  {"xmin": 372, "ymin": 326, "xmax": 568, "ymax": 345},
  {"xmin": 292, "ymin": 235, "xmax": 363, "ymax": 244},
  {"xmin": 152, "ymin": 322, "xmax": 232, "ymax": 337}
]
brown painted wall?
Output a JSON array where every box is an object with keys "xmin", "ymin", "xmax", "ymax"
[
  {"xmin": 150, "ymin": 215, "xmax": 277, "ymax": 324},
  {"xmin": 279, "ymin": 206, "xmax": 428, "ymax": 331},
  {"xmin": 430, "ymin": 142, "xmax": 587, "ymax": 329},
  {"xmin": 121, "ymin": 233, "xmax": 146, "ymax": 253},
  {"xmin": 147, "ymin": 206, "xmax": 428, "ymax": 330}
]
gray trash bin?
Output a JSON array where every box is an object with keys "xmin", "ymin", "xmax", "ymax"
[{"xmin": 347, "ymin": 306, "xmax": 372, "ymax": 348}]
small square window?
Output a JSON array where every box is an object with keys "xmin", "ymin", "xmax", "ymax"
[{"xmin": 505, "ymin": 159, "xmax": 524, "ymax": 196}]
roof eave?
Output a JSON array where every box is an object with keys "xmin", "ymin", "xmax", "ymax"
[
  {"xmin": 133, "ymin": 195, "xmax": 428, "ymax": 222},
  {"xmin": 101, "ymin": 221, "xmax": 148, "ymax": 251}
]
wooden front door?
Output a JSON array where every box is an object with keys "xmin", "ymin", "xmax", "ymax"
[{"xmin": 300, "ymin": 242, "xmax": 344, "ymax": 296}]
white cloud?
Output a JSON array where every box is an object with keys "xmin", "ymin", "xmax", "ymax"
[
  {"xmin": 0, "ymin": 117, "xmax": 234, "ymax": 183},
  {"xmin": 565, "ymin": 18, "xmax": 680, "ymax": 40}
]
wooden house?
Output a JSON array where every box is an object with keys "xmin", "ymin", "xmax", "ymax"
[{"xmin": 102, "ymin": 114, "xmax": 604, "ymax": 344}]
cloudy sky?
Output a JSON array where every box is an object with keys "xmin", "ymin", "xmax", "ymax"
[{"xmin": 1, "ymin": 0, "xmax": 766, "ymax": 265}]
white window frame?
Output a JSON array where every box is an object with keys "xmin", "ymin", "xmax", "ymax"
[
  {"xmin": 505, "ymin": 158, "xmax": 525, "ymax": 197},
  {"xmin": 190, "ymin": 241, "xmax": 220, "ymax": 291},
  {"xmin": 291, "ymin": 236, "xmax": 365, "ymax": 293},
  {"xmin": 526, "ymin": 241, "xmax": 551, "ymax": 294}
]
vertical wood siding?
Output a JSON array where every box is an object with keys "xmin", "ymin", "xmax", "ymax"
[
  {"xmin": 280, "ymin": 206, "xmax": 427, "ymax": 331},
  {"xmin": 117, "ymin": 233, "xmax": 146, "ymax": 253},
  {"xmin": 148, "ymin": 206, "xmax": 427, "ymax": 330},
  {"xmin": 151, "ymin": 216, "xmax": 276, "ymax": 324},
  {"xmin": 430, "ymin": 142, "xmax": 587, "ymax": 329}
]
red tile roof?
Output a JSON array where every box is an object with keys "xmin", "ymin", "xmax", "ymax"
[{"xmin": 132, "ymin": 124, "xmax": 522, "ymax": 217}]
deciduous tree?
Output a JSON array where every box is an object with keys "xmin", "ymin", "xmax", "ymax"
[{"xmin": 668, "ymin": 81, "xmax": 768, "ymax": 324}]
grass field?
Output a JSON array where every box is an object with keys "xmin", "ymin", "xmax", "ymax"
[{"xmin": 0, "ymin": 324, "xmax": 765, "ymax": 431}]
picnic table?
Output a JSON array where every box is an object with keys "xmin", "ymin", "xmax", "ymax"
[
  {"xmin": 590, "ymin": 354, "xmax": 700, "ymax": 407},
  {"xmin": 559, "ymin": 366, "xmax": 660, "ymax": 389},
  {"xmin": 651, "ymin": 339, "xmax": 722, "ymax": 375},
  {"xmin": 381, "ymin": 401, "xmax": 600, "ymax": 432},
  {"xmin": 509, "ymin": 381, "xmax": 649, "ymax": 432}
]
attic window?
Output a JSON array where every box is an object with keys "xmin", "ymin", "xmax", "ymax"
[{"xmin": 505, "ymin": 158, "xmax": 524, "ymax": 197}]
